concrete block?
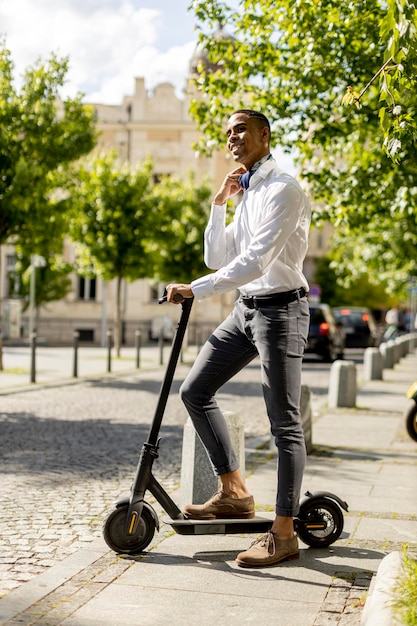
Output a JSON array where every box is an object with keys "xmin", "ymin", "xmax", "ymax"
[
  {"xmin": 380, "ymin": 341, "xmax": 394, "ymax": 369},
  {"xmin": 363, "ymin": 347, "xmax": 383, "ymax": 381},
  {"xmin": 180, "ymin": 411, "xmax": 245, "ymax": 507},
  {"xmin": 328, "ymin": 360, "xmax": 356, "ymax": 408},
  {"xmin": 399, "ymin": 335, "xmax": 410, "ymax": 357},
  {"xmin": 392, "ymin": 339, "xmax": 401, "ymax": 364}
]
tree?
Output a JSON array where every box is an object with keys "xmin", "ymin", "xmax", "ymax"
[
  {"xmin": 149, "ymin": 172, "xmax": 212, "ymax": 284},
  {"xmin": 15, "ymin": 254, "xmax": 73, "ymax": 310},
  {"xmin": 188, "ymin": 0, "xmax": 417, "ymax": 294},
  {"xmin": 314, "ymin": 255, "xmax": 396, "ymax": 310},
  {"xmin": 0, "ymin": 43, "xmax": 96, "ymax": 245},
  {"xmin": 70, "ymin": 153, "xmax": 214, "ymax": 354},
  {"xmin": 0, "ymin": 43, "xmax": 97, "ymax": 367},
  {"xmin": 70, "ymin": 152, "xmax": 156, "ymax": 355}
]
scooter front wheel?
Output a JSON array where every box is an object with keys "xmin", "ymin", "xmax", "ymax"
[
  {"xmin": 103, "ymin": 505, "xmax": 156, "ymax": 554},
  {"xmin": 296, "ymin": 498, "xmax": 344, "ymax": 548},
  {"xmin": 405, "ymin": 400, "xmax": 417, "ymax": 442}
]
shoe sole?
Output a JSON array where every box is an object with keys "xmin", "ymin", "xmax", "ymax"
[
  {"xmin": 184, "ymin": 511, "xmax": 255, "ymax": 520},
  {"xmin": 236, "ymin": 551, "xmax": 300, "ymax": 568}
]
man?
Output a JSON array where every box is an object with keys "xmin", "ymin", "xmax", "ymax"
[{"xmin": 167, "ymin": 109, "xmax": 310, "ymax": 568}]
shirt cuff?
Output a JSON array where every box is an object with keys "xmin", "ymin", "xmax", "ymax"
[
  {"xmin": 191, "ymin": 275, "xmax": 216, "ymax": 300},
  {"xmin": 208, "ymin": 202, "xmax": 227, "ymax": 224}
]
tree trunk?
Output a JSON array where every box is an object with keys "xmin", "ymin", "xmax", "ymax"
[{"xmin": 114, "ymin": 276, "xmax": 122, "ymax": 357}]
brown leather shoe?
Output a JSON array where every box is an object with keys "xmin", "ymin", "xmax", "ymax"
[
  {"xmin": 236, "ymin": 532, "xmax": 299, "ymax": 568},
  {"xmin": 183, "ymin": 490, "xmax": 255, "ymax": 520}
]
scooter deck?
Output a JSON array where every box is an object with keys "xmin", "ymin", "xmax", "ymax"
[{"xmin": 163, "ymin": 515, "xmax": 273, "ymax": 535}]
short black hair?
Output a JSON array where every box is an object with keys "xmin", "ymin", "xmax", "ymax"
[{"xmin": 232, "ymin": 109, "xmax": 271, "ymax": 131}]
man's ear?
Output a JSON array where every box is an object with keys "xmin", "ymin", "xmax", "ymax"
[{"xmin": 261, "ymin": 126, "xmax": 270, "ymax": 144}]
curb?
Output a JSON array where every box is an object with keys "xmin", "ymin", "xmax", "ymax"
[
  {"xmin": 0, "ymin": 540, "xmax": 108, "ymax": 624},
  {"xmin": 361, "ymin": 551, "xmax": 403, "ymax": 625}
]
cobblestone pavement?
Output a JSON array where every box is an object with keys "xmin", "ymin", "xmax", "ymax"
[
  {"xmin": 313, "ymin": 572, "xmax": 373, "ymax": 625},
  {"xmin": 0, "ymin": 360, "xmax": 282, "ymax": 599}
]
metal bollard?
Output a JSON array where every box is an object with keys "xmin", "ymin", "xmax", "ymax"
[
  {"xmin": 135, "ymin": 330, "xmax": 141, "ymax": 369},
  {"xmin": 30, "ymin": 331, "xmax": 37, "ymax": 383},
  {"xmin": 106, "ymin": 330, "xmax": 112, "ymax": 372},
  {"xmin": 73, "ymin": 330, "xmax": 79, "ymax": 378},
  {"xmin": 159, "ymin": 333, "xmax": 164, "ymax": 365}
]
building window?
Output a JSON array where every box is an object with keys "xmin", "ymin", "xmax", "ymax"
[
  {"xmin": 78, "ymin": 276, "xmax": 97, "ymax": 301},
  {"xmin": 6, "ymin": 254, "xmax": 19, "ymax": 297}
]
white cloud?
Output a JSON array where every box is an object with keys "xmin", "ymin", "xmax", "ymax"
[
  {"xmin": 0, "ymin": 0, "xmax": 197, "ymax": 103},
  {"xmin": 85, "ymin": 41, "xmax": 196, "ymax": 104}
]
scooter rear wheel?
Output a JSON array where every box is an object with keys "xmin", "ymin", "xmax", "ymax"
[
  {"xmin": 103, "ymin": 505, "xmax": 156, "ymax": 554},
  {"xmin": 405, "ymin": 400, "xmax": 417, "ymax": 442},
  {"xmin": 296, "ymin": 498, "xmax": 344, "ymax": 548}
]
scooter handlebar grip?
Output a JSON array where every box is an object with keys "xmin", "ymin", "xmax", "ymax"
[{"xmin": 158, "ymin": 290, "xmax": 184, "ymax": 304}]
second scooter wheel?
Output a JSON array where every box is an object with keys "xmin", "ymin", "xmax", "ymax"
[
  {"xmin": 405, "ymin": 400, "xmax": 417, "ymax": 442},
  {"xmin": 296, "ymin": 498, "xmax": 344, "ymax": 549},
  {"xmin": 103, "ymin": 505, "xmax": 156, "ymax": 554}
]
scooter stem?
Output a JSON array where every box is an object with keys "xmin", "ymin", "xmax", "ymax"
[{"xmin": 148, "ymin": 297, "xmax": 193, "ymax": 445}]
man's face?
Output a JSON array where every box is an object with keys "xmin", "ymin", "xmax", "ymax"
[{"xmin": 226, "ymin": 113, "xmax": 269, "ymax": 169}]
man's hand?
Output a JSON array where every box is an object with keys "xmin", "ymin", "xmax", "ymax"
[
  {"xmin": 166, "ymin": 283, "xmax": 194, "ymax": 304},
  {"xmin": 213, "ymin": 166, "xmax": 247, "ymax": 205}
]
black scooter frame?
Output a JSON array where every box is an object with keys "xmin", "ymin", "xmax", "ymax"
[{"xmin": 106, "ymin": 295, "xmax": 348, "ymax": 553}]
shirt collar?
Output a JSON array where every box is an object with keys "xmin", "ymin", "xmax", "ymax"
[{"xmin": 249, "ymin": 153, "xmax": 272, "ymax": 176}]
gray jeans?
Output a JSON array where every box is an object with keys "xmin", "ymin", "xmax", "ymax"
[{"xmin": 180, "ymin": 295, "xmax": 310, "ymax": 517}]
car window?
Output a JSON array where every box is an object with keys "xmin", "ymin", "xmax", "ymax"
[{"xmin": 335, "ymin": 310, "xmax": 369, "ymax": 325}]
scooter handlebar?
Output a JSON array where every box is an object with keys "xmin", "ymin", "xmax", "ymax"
[{"xmin": 158, "ymin": 289, "xmax": 184, "ymax": 304}]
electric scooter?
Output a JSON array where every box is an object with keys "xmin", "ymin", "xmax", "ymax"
[
  {"xmin": 103, "ymin": 294, "xmax": 348, "ymax": 555},
  {"xmin": 405, "ymin": 380, "xmax": 417, "ymax": 442}
]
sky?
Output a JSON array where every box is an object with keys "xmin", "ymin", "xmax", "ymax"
[
  {"xmin": 0, "ymin": 0, "xmax": 295, "ymax": 171},
  {"xmin": 0, "ymin": 0, "xmax": 198, "ymax": 103}
]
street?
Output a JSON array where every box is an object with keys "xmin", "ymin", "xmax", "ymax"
[{"xmin": 0, "ymin": 349, "xmax": 362, "ymax": 598}]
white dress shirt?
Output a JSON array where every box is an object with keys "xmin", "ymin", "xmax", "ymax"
[{"xmin": 191, "ymin": 157, "xmax": 311, "ymax": 299}]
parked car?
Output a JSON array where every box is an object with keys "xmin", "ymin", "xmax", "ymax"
[
  {"xmin": 332, "ymin": 307, "xmax": 379, "ymax": 348},
  {"xmin": 305, "ymin": 304, "xmax": 345, "ymax": 362}
]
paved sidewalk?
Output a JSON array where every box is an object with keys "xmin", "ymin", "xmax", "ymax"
[
  {"xmin": 0, "ymin": 344, "xmax": 177, "ymax": 391},
  {"xmin": 0, "ymin": 349, "xmax": 416, "ymax": 625}
]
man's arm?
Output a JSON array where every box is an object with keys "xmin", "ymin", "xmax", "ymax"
[{"xmin": 166, "ymin": 167, "xmax": 246, "ymax": 303}]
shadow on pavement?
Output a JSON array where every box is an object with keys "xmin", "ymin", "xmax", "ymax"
[
  {"xmin": 0, "ymin": 411, "xmax": 184, "ymax": 480},
  {"xmin": 127, "ymin": 543, "xmax": 382, "ymax": 583}
]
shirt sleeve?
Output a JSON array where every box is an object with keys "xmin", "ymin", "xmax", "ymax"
[
  {"xmin": 192, "ymin": 183, "xmax": 305, "ymax": 300},
  {"xmin": 203, "ymin": 203, "xmax": 237, "ymax": 269}
]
